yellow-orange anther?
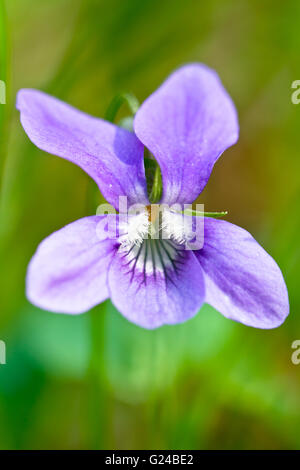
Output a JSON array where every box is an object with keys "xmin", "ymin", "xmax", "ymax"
[{"xmin": 146, "ymin": 204, "xmax": 160, "ymax": 224}]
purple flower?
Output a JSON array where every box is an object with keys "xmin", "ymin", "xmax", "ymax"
[{"xmin": 17, "ymin": 64, "xmax": 289, "ymax": 329}]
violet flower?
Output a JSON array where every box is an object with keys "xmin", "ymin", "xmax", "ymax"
[{"xmin": 17, "ymin": 64, "xmax": 289, "ymax": 329}]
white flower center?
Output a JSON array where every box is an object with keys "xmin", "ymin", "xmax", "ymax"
[
  {"xmin": 117, "ymin": 205, "xmax": 196, "ymax": 280},
  {"xmin": 118, "ymin": 205, "xmax": 195, "ymax": 248}
]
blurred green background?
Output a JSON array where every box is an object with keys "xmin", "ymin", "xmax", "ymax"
[{"xmin": 0, "ymin": 0, "xmax": 300, "ymax": 450}]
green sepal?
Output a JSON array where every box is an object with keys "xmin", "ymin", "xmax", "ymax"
[
  {"xmin": 105, "ymin": 92, "xmax": 140, "ymax": 124},
  {"xmin": 180, "ymin": 209, "xmax": 228, "ymax": 218}
]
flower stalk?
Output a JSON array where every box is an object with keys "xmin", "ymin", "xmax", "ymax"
[{"xmin": 88, "ymin": 304, "xmax": 111, "ymax": 448}]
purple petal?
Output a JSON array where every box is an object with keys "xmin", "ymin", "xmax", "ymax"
[
  {"xmin": 195, "ymin": 218, "xmax": 289, "ymax": 328},
  {"xmin": 108, "ymin": 243, "xmax": 205, "ymax": 329},
  {"xmin": 26, "ymin": 216, "xmax": 116, "ymax": 314},
  {"xmin": 17, "ymin": 89, "xmax": 148, "ymax": 209},
  {"xmin": 134, "ymin": 64, "xmax": 239, "ymax": 204}
]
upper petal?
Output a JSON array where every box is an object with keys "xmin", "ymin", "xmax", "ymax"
[
  {"xmin": 108, "ymin": 240, "xmax": 205, "ymax": 329},
  {"xmin": 26, "ymin": 216, "xmax": 116, "ymax": 314},
  {"xmin": 195, "ymin": 218, "xmax": 289, "ymax": 328},
  {"xmin": 134, "ymin": 64, "xmax": 239, "ymax": 204},
  {"xmin": 17, "ymin": 89, "xmax": 148, "ymax": 209}
]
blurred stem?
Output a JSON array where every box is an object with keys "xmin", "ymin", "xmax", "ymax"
[
  {"xmin": 147, "ymin": 329, "xmax": 165, "ymax": 447},
  {"xmin": 44, "ymin": 0, "xmax": 89, "ymax": 95},
  {"xmin": 88, "ymin": 303, "xmax": 111, "ymax": 449},
  {"xmin": 87, "ymin": 180, "xmax": 111, "ymax": 448},
  {"xmin": 0, "ymin": 0, "xmax": 8, "ymax": 194}
]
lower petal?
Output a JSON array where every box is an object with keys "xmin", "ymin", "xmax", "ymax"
[
  {"xmin": 26, "ymin": 216, "xmax": 116, "ymax": 314},
  {"xmin": 195, "ymin": 218, "xmax": 289, "ymax": 328},
  {"xmin": 108, "ymin": 240, "xmax": 205, "ymax": 329}
]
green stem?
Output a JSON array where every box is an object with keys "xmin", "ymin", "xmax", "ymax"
[
  {"xmin": 88, "ymin": 303, "xmax": 111, "ymax": 449},
  {"xmin": 86, "ymin": 159, "xmax": 110, "ymax": 448},
  {"xmin": 87, "ymin": 169, "xmax": 111, "ymax": 447},
  {"xmin": 149, "ymin": 164, "xmax": 163, "ymax": 203},
  {"xmin": 105, "ymin": 92, "xmax": 140, "ymax": 123}
]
